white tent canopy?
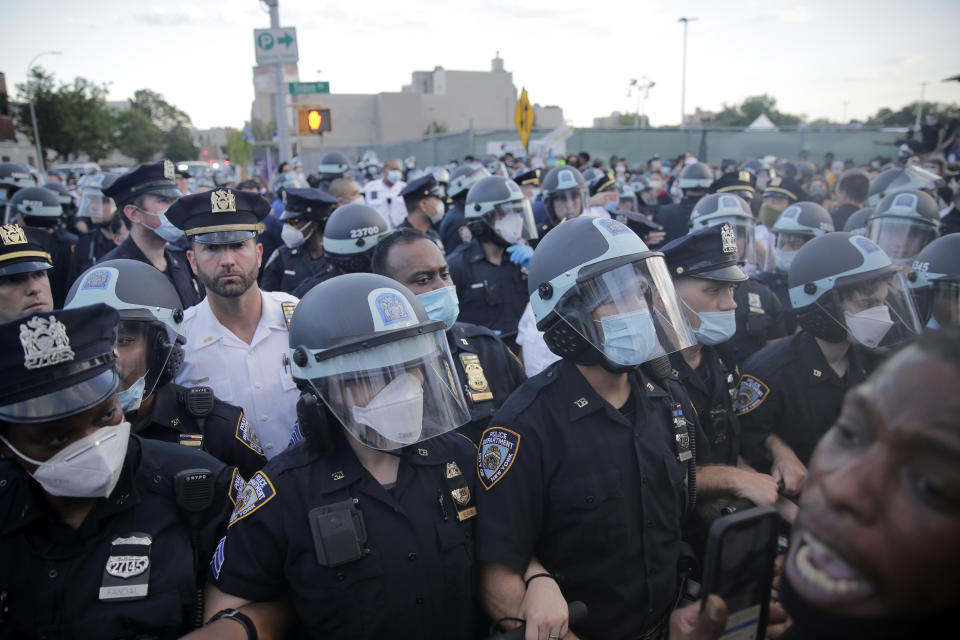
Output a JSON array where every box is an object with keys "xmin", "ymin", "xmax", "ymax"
[{"xmin": 746, "ymin": 113, "xmax": 778, "ymax": 131}]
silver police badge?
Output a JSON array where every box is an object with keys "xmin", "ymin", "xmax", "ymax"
[
  {"xmin": 106, "ymin": 555, "xmax": 150, "ymax": 579},
  {"xmin": 19, "ymin": 315, "xmax": 75, "ymax": 370},
  {"xmin": 211, "ymin": 189, "xmax": 237, "ymax": 213},
  {"xmin": 720, "ymin": 223, "xmax": 737, "ymax": 254},
  {"xmin": 163, "ymin": 159, "xmax": 176, "ymax": 181}
]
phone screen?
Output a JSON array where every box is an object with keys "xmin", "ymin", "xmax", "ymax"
[{"xmin": 712, "ymin": 514, "xmax": 777, "ymax": 640}]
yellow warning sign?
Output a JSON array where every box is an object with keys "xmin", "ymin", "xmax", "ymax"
[{"xmin": 514, "ymin": 88, "xmax": 533, "ymax": 151}]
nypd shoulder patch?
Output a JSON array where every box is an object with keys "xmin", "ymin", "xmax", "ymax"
[
  {"xmin": 228, "ymin": 471, "xmax": 277, "ymax": 527},
  {"xmin": 210, "ymin": 535, "xmax": 226, "ymax": 581},
  {"xmin": 477, "ymin": 427, "xmax": 520, "ymax": 490},
  {"xmin": 734, "ymin": 374, "xmax": 770, "ymax": 415},
  {"xmin": 228, "ymin": 467, "xmax": 246, "ymax": 506},
  {"xmin": 235, "ymin": 413, "xmax": 265, "ymax": 456}
]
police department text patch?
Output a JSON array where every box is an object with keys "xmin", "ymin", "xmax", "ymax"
[
  {"xmin": 228, "ymin": 471, "xmax": 277, "ymax": 527},
  {"xmin": 734, "ymin": 375, "xmax": 770, "ymax": 415},
  {"xmin": 228, "ymin": 468, "xmax": 245, "ymax": 506},
  {"xmin": 477, "ymin": 427, "xmax": 520, "ymax": 490},
  {"xmin": 235, "ymin": 413, "xmax": 264, "ymax": 455}
]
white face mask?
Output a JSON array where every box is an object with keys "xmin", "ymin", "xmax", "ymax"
[
  {"xmin": 386, "ymin": 169, "xmax": 403, "ymax": 185},
  {"xmin": 281, "ymin": 222, "xmax": 313, "ymax": 249},
  {"xmin": 350, "ymin": 194, "xmax": 365, "ymax": 205},
  {"xmin": 0, "ymin": 422, "xmax": 130, "ymax": 498},
  {"xmin": 844, "ymin": 305, "xmax": 894, "ymax": 349},
  {"xmin": 350, "ymin": 373, "xmax": 424, "ymax": 447},
  {"xmin": 494, "ymin": 212, "xmax": 524, "ymax": 244},
  {"xmin": 427, "ymin": 199, "xmax": 446, "ymax": 224},
  {"xmin": 774, "ymin": 248, "xmax": 797, "ymax": 272}
]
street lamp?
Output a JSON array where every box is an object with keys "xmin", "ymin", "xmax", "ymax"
[
  {"xmin": 26, "ymin": 50, "xmax": 61, "ymax": 173},
  {"xmin": 678, "ymin": 17, "xmax": 697, "ymax": 128}
]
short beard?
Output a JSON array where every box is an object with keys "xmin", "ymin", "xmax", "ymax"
[{"xmin": 197, "ymin": 263, "xmax": 258, "ymax": 298}]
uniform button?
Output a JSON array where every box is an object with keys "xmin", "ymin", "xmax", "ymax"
[
  {"xmin": 585, "ymin": 495, "xmax": 595, "ymax": 504},
  {"xmin": 255, "ymin": 382, "xmax": 262, "ymax": 389},
  {"xmin": 266, "ymin": 443, "xmax": 274, "ymax": 449},
  {"xmin": 408, "ymin": 553, "xmax": 417, "ymax": 561},
  {"xmin": 0, "ymin": 479, "xmax": 6, "ymax": 487},
  {"xmin": 48, "ymin": 569, "xmax": 58, "ymax": 578},
  {"xmin": 260, "ymin": 415, "xmax": 268, "ymax": 422},
  {"xmin": 336, "ymin": 572, "xmax": 345, "ymax": 581}
]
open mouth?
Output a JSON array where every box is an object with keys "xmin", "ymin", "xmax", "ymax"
[{"xmin": 787, "ymin": 531, "xmax": 875, "ymax": 606}]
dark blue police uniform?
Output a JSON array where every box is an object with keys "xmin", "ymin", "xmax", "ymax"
[
  {"xmin": 47, "ymin": 226, "xmax": 78, "ymax": 308},
  {"xmin": 654, "ymin": 196, "xmax": 699, "ymax": 245},
  {"xmin": 735, "ymin": 330, "xmax": 869, "ymax": 467},
  {"xmin": 289, "ymin": 259, "xmax": 342, "ymax": 298},
  {"xmin": 397, "ymin": 218, "xmax": 444, "ymax": 251},
  {"xmin": 101, "ymin": 237, "xmax": 203, "ymax": 309},
  {"xmin": 211, "ymin": 431, "xmax": 479, "ymax": 639},
  {"xmin": 438, "ymin": 200, "xmax": 472, "ymax": 254},
  {"xmin": 0, "ymin": 436, "xmax": 238, "ymax": 640},
  {"xmin": 446, "ymin": 238, "xmax": 528, "ymax": 340},
  {"xmin": 260, "ymin": 245, "xmax": 334, "ymax": 294},
  {"xmin": 755, "ymin": 269, "xmax": 797, "ymax": 334},
  {"xmin": 474, "ymin": 360, "xmax": 696, "ymax": 640},
  {"xmin": 730, "ymin": 277, "xmax": 786, "ymax": 365},
  {"xmin": 69, "ymin": 228, "xmax": 118, "ymax": 285},
  {"xmin": 137, "ymin": 383, "xmax": 267, "ymax": 480}
]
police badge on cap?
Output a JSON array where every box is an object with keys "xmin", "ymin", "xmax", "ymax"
[{"xmin": 165, "ymin": 187, "xmax": 270, "ymax": 244}]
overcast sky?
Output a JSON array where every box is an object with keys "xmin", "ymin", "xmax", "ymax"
[{"xmin": 3, "ymin": 0, "xmax": 959, "ymax": 130}]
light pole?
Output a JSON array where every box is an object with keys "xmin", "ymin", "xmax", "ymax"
[
  {"xmin": 678, "ymin": 17, "xmax": 697, "ymax": 128},
  {"xmin": 628, "ymin": 77, "xmax": 655, "ymax": 128},
  {"xmin": 26, "ymin": 50, "xmax": 61, "ymax": 172},
  {"xmin": 261, "ymin": 0, "xmax": 291, "ymax": 164},
  {"xmin": 915, "ymin": 82, "xmax": 927, "ymax": 129}
]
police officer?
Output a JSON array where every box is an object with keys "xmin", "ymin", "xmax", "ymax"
[
  {"xmin": 438, "ymin": 164, "xmax": 490, "ymax": 253},
  {"xmin": 513, "ymin": 167, "xmax": 541, "ymax": 201},
  {"xmin": 475, "ymin": 216, "xmax": 701, "ymax": 640},
  {"xmin": 43, "ymin": 181, "xmax": 81, "ymax": 234},
  {"xmin": 539, "ymin": 165, "xmax": 589, "ymax": 236},
  {"xmin": 866, "ymin": 189, "xmax": 941, "ymax": 265},
  {"xmin": 735, "ymin": 232, "xmax": 923, "ymax": 494},
  {"xmin": 0, "ymin": 162, "xmax": 34, "ymax": 217},
  {"xmin": 0, "ymin": 304, "xmax": 236, "ymax": 638},
  {"xmin": 0, "ymin": 223, "xmax": 53, "ymax": 321},
  {"xmin": 168, "ymin": 188, "xmax": 300, "ymax": 459},
  {"xmin": 447, "ymin": 175, "xmax": 538, "ymax": 345},
  {"xmin": 655, "ymin": 161, "xmax": 712, "ymax": 244},
  {"xmin": 310, "ymin": 151, "xmax": 352, "ymax": 190},
  {"xmin": 866, "ymin": 163, "xmax": 944, "ymax": 206},
  {"xmin": 581, "ymin": 167, "xmax": 618, "ymax": 217},
  {"xmin": 707, "ymin": 169, "xmax": 758, "ymax": 213},
  {"xmin": 843, "ymin": 206, "xmax": 874, "ymax": 236},
  {"xmin": 101, "ymin": 160, "xmax": 204, "ymax": 308},
  {"xmin": 757, "ymin": 176, "xmax": 805, "ymax": 272},
  {"xmin": 398, "ymin": 174, "xmax": 447, "ymax": 248},
  {"xmin": 756, "ymin": 201, "xmax": 835, "ymax": 334},
  {"xmin": 289, "ymin": 202, "xmax": 392, "ymax": 298},
  {"xmin": 908, "ymin": 234, "xmax": 960, "ymax": 328},
  {"xmin": 6, "ymin": 185, "xmax": 77, "ymax": 308},
  {"xmin": 260, "ymin": 187, "xmax": 340, "ymax": 293},
  {"xmin": 371, "ymin": 227, "xmax": 527, "ymax": 444},
  {"xmin": 69, "ymin": 172, "xmax": 123, "ymax": 284},
  {"xmin": 65, "ymin": 259, "xmax": 267, "ymax": 479},
  {"xmin": 689, "ymin": 193, "xmax": 787, "ymax": 364},
  {"xmin": 364, "ymin": 157, "xmax": 407, "ymax": 227},
  {"xmin": 197, "ymin": 273, "xmax": 479, "ymax": 639}
]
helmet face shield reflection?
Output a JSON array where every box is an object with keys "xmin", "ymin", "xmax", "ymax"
[
  {"xmin": 824, "ymin": 270, "xmax": 922, "ymax": 351},
  {"xmin": 116, "ymin": 320, "xmax": 177, "ymax": 403},
  {"xmin": 482, "ymin": 199, "xmax": 538, "ymax": 245},
  {"xmin": 551, "ymin": 256, "xmax": 696, "ymax": 367},
  {"xmin": 545, "ymin": 187, "xmax": 587, "ymax": 223},
  {"xmin": 699, "ymin": 216, "xmax": 757, "ymax": 268},
  {"xmin": 867, "ymin": 218, "xmax": 938, "ymax": 264}
]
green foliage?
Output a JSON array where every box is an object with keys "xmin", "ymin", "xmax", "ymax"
[
  {"xmin": 424, "ymin": 120, "xmax": 448, "ymax": 135},
  {"xmin": 114, "ymin": 109, "xmax": 163, "ymax": 163},
  {"xmin": 130, "ymin": 89, "xmax": 191, "ymax": 131},
  {"xmin": 225, "ymin": 128, "xmax": 253, "ymax": 167},
  {"xmin": 710, "ymin": 94, "xmax": 804, "ymax": 127},
  {"xmin": 865, "ymin": 102, "xmax": 960, "ymax": 126},
  {"xmin": 164, "ymin": 125, "xmax": 199, "ymax": 161}
]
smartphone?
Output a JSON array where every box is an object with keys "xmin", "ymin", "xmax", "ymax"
[{"xmin": 700, "ymin": 506, "xmax": 779, "ymax": 640}]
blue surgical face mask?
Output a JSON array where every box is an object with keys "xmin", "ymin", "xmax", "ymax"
[
  {"xmin": 417, "ymin": 285, "xmax": 459, "ymax": 330},
  {"xmin": 684, "ymin": 300, "xmax": 736, "ymax": 345},
  {"xmin": 140, "ymin": 207, "xmax": 184, "ymax": 242},
  {"xmin": 117, "ymin": 375, "xmax": 146, "ymax": 413},
  {"xmin": 599, "ymin": 309, "xmax": 663, "ymax": 365},
  {"xmin": 604, "ymin": 200, "xmax": 619, "ymax": 213},
  {"xmin": 774, "ymin": 248, "xmax": 797, "ymax": 273},
  {"xmin": 386, "ymin": 169, "xmax": 403, "ymax": 184}
]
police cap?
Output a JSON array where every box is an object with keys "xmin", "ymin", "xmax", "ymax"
[
  {"xmin": 0, "ymin": 223, "xmax": 53, "ymax": 277},
  {"xmin": 279, "ymin": 187, "xmax": 339, "ymax": 222},
  {"xmin": 103, "ymin": 159, "xmax": 182, "ymax": 208},
  {"xmin": 513, "ymin": 168, "xmax": 541, "ymax": 186},
  {"xmin": 399, "ymin": 175, "xmax": 443, "ymax": 203},
  {"xmin": 762, "ymin": 176, "xmax": 805, "ymax": 202},
  {"xmin": 660, "ymin": 223, "xmax": 747, "ymax": 282},
  {"xmin": 165, "ymin": 187, "xmax": 270, "ymax": 244},
  {"xmin": 708, "ymin": 170, "xmax": 757, "ymax": 197}
]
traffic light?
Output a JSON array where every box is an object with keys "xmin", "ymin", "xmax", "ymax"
[{"xmin": 297, "ymin": 106, "xmax": 332, "ymax": 135}]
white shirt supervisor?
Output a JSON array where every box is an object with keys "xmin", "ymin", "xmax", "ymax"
[
  {"xmin": 364, "ymin": 177, "xmax": 407, "ymax": 228},
  {"xmin": 176, "ymin": 289, "xmax": 299, "ymax": 458}
]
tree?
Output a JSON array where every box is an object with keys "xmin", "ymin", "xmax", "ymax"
[
  {"xmin": 114, "ymin": 109, "xmax": 163, "ymax": 163},
  {"xmin": 225, "ymin": 128, "xmax": 253, "ymax": 168},
  {"xmin": 129, "ymin": 89, "xmax": 191, "ymax": 131},
  {"xmin": 165, "ymin": 125, "xmax": 199, "ymax": 161},
  {"xmin": 865, "ymin": 102, "xmax": 960, "ymax": 127},
  {"xmin": 710, "ymin": 94, "xmax": 804, "ymax": 127},
  {"xmin": 14, "ymin": 68, "xmax": 115, "ymax": 161}
]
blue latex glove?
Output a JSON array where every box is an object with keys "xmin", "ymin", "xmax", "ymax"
[{"xmin": 506, "ymin": 243, "xmax": 534, "ymax": 268}]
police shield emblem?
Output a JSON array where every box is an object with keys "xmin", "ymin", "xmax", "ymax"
[
  {"xmin": 163, "ymin": 160, "xmax": 176, "ymax": 181},
  {"xmin": 99, "ymin": 533, "xmax": 152, "ymax": 601},
  {"xmin": 477, "ymin": 427, "xmax": 520, "ymax": 490},
  {"xmin": 720, "ymin": 223, "xmax": 737, "ymax": 254},
  {"xmin": 0, "ymin": 224, "xmax": 27, "ymax": 245},
  {"xmin": 19, "ymin": 315, "xmax": 75, "ymax": 370},
  {"xmin": 211, "ymin": 189, "xmax": 237, "ymax": 213}
]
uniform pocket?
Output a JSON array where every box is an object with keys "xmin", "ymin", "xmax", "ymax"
[{"xmin": 547, "ymin": 468, "xmax": 626, "ymax": 554}]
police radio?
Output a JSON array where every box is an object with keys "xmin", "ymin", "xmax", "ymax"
[
  {"xmin": 174, "ymin": 468, "xmax": 216, "ymax": 629},
  {"xmin": 184, "ymin": 386, "xmax": 214, "ymax": 431}
]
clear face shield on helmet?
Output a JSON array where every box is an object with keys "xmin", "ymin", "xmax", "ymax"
[
  {"xmin": 700, "ymin": 215, "xmax": 758, "ymax": 270},
  {"xmin": 78, "ymin": 189, "xmax": 116, "ymax": 225},
  {"xmin": 304, "ymin": 329, "xmax": 471, "ymax": 451},
  {"xmin": 545, "ymin": 185, "xmax": 587, "ymax": 223},
  {"xmin": 911, "ymin": 280, "xmax": 960, "ymax": 329},
  {"xmin": 116, "ymin": 320, "xmax": 178, "ymax": 412},
  {"xmin": 552, "ymin": 256, "xmax": 696, "ymax": 367},
  {"xmin": 867, "ymin": 218, "xmax": 938, "ymax": 264},
  {"xmin": 483, "ymin": 199, "xmax": 539, "ymax": 245},
  {"xmin": 774, "ymin": 231, "xmax": 813, "ymax": 272},
  {"xmin": 822, "ymin": 270, "xmax": 922, "ymax": 351}
]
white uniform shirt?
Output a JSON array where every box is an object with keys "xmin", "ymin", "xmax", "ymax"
[
  {"xmin": 364, "ymin": 178, "xmax": 407, "ymax": 228},
  {"xmin": 176, "ymin": 290, "xmax": 299, "ymax": 458},
  {"xmin": 515, "ymin": 302, "xmax": 561, "ymax": 377}
]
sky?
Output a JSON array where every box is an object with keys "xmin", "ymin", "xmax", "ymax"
[{"xmin": 2, "ymin": 0, "xmax": 959, "ymax": 131}]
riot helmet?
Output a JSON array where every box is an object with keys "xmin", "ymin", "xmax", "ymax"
[
  {"xmin": 771, "ymin": 202, "xmax": 834, "ymax": 273},
  {"xmin": 541, "ymin": 166, "xmax": 588, "ymax": 226},
  {"xmin": 8, "ymin": 187, "xmax": 63, "ymax": 228},
  {"xmin": 677, "ymin": 162, "xmax": 713, "ymax": 191},
  {"xmin": 322, "ymin": 203, "xmax": 391, "ymax": 273},
  {"xmin": 866, "ymin": 190, "xmax": 940, "ymax": 264},
  {"xmin": 528, "ymin": 217, "xmax": 695, "ymax": 372},
  {"xmin": 65, "ymin": 259, "xmax": 186, "ymax": 415},
  {"xmin": 316, "ymin": 152, "xmax": 352, "ymax": 183},
  {"xmin": 689, "ymin": 193, "xmax": 758, "ymax": 269},
  {"xmin": 776, "ymin": 161, "xmax": 798, "ymax": 180},
  {"xmin": 288, "ymin": 272, "xmax": 470, "ymax": 451},
  {"xmin": 464, "ymin": 176, "xmax": 538, "ymax": 247},
  {"xmin": 843, "ymin": 207, "xmax": 873, "ymax": 236},
  {"xmin": 582, "ymin": 167, "xmax": 616, "ymax": 197},
  {"xmin": 796, "ymin": 161, "xmax": 816, "ymax": 183},
  {"xmin": 738, "ymin": 158, "xmax": 772, "ymax": 190},
  {"xmin": 448, "ymin": 165, "xmax": 490, "ymax": 201},
  {"xmin": 617, "ymin": 186, "xmax": 639, "ymax": 212},
  {"xmin": 908, "ymin": 234, "xmax": 960, "ymax": 328},
  {"xmin": 482, "ymin": 155, "xmax": 508, "ymax": 177},
  {"xmin": 867, "ymin": 165, "xmax": 944, "ymax": 206},
  {"xmin": 788, "ymin": 232, "xmax": 921, "ymax": 350},
  {"xmin": 0, "ymin": 162, "xmax": 35, "ymax": 206},
  {"xmin": 424, "ymin": 166, "xmax": 450, "ymax": 199},
  {"xmin": 43, "ymin": 182, "xmax": 76, "ymax": 217},
  {"xmin": 77, "ymin": 173, "xmax": 118, "ymax": 227}
]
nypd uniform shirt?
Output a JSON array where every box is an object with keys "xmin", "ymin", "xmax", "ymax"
[
  {"xmin": 755, "ymin": 269, "xmax": 798, "ymax": 334},
  {"xmin": 0, "ymin": 436, "xmax": 237, "ymax": 640},
  {"xmin": 175, "ymin": 290, "xmax": 299, "ymax": 458},
  {"xmin": 474, "ymin": 360, "xmax": 695, "ymax": 639},
  {"xmin": 363, "ymin": 178, "xmax": 407, "ymax": 228},
  {"xmin": 730, "ymin": 277, "xmax": 786, "ymax": 366},
  {"xmin": 260, "ymin": 245, "xmax": 338, "ymax": 294},
  {"xmin": 734, "ymin": 330, "xmax": 869, "ymax": 467},
  {"xmin": 68, "ymin": 228, "xmax": 118, "ymax": 286},
  {"xmin": 211, "ymin": 432, "xmax": 479, "ymax": 639},
  {"xmin": 138, "ymin": 383, "xmax": 267, "ymax": 480},
  {"xmin": 100, "ymin": 235, "xmax": 203, "ymax": 309},
  {"xmin": 446, "ymin": 238, "xmax": 529, "ymax": 339},
  {"xmin": 653, "ymin": 196, "xmax": 699, "ymax": 245},
  {"xmin": 438, "ymin": 201, "xmax": 472, "ymax": 255}
]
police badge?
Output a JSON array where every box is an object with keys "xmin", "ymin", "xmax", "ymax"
[
  {"xmin": 19, "ymin": 315, "xmax": 75, "ymax": 370},
  {"xmin": 163, "ymin": 159, "xmax": 176, "ymax": 181},
  {"xmin": 720, "ymin": 223, "xmax": 737, "ymax": 255},
  {"xmin": 99, "ymin": 533, "xmax": 152, "ymax": 601},
  {"xmin": 211, "ymin": 189, "xmax": 237, "ymax": 213},
  {"xmin": 0, "ymin": 224, "xmax": 27, "ymax": 245}
]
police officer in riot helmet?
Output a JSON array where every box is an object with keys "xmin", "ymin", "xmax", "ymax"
[
  {"xmin": 7, "ymin": 185, "xmax": 78, "ymax": 308},
  {"xmin": 908, "ymin": 234, "xmax": 960, "ymax": 329},
  {"xmin": 198, "ymin": 273, "xmax": 478, "ymax": 639},
  {"xmin": 0, "ymin": 162, "xmax": 35, "ymax": 217},
  {"xmin": 540, "ymin": 165, "xmax": 588, "ymax": 233},
  {"xmin": 69, "ymin": 173, "xmax": 125, "ymax": 285},
  {"xmin": 289, "ymin": 202, "xmax": 391, "ymax": 298},
  {"xmin": 43, "ymin": 182, "xmax": 80, "ymax": 232},
  {"xmin": 581, "ymin": 167, "xmax": 620, "ymax": 218},
  {"xmin": 446, "ymin": 175, "xmax": 538, "ymax": 344},
  {"xmin": 310, "ymin": 151, "xmax": 351, "ymax": 189},
  {"xmin": 843, "ymin": 206, "xmax": 874, "ymax": 236},
  {"xmin": 475, "ymin": 216, "xmax": 701, "ymax": 640},
  {"xmin": 867, "ymin": 164, "xmax": 944, "ymax": 206},
  {"xmin": 736, "ymin": 233, "xmax": 923, "ymax": 494},
  {"xmin": 439, "ymin": 164, "xmax": 490, "ymax": 253},
  {"xmin": 655, "ymin": 161, "xmax": 712, "ymax": 244},
  {"xmin": 757, "ymin": 201, "xmax": 835, "ymax": 334},
  {"xmin": 260, "ymin": 187, "xmax": 340, "ymax": 294},
  {"xmin": 482, "ymin": 154, "xmax": 509, "ymax": 177},
  {"xmin": 866, "ymin": 189, "xmax": 941, "ymax": 266},
  {"xmin": 65, "ymin": 259, "xmax": 266, "ymax": 478}
]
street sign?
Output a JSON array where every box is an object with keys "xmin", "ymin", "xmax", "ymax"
[
  {"xmin": 514, "ymin": 88, "xmax": 533, "ymax": 150},
  {"xmin": 289, "ymin": 81, "xmax": 330, "ymax": 95},
  {"xmin": 254, "ymin": 27, "xmax": 299, "ymax": 65}
]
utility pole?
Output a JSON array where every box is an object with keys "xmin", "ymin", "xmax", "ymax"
[
  {"xmin": 264, "ymin": 0, "xmax": 291, "ymax": 163},
  {"xmin": 25, "ymin": 50, "xmax": 61, "ymax": 172},
  {"xmin": 678, "ymin": 17, "xmax": 697, "ymax": 129},
  {"xmin": 915, "ymin": 82, "xmax": 927, "ymax": 129}
]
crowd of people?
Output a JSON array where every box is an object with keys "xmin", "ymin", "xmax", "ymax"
[{"xmin": 0, "ymin": 144, "xmax": 957, "ymax": 640}]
